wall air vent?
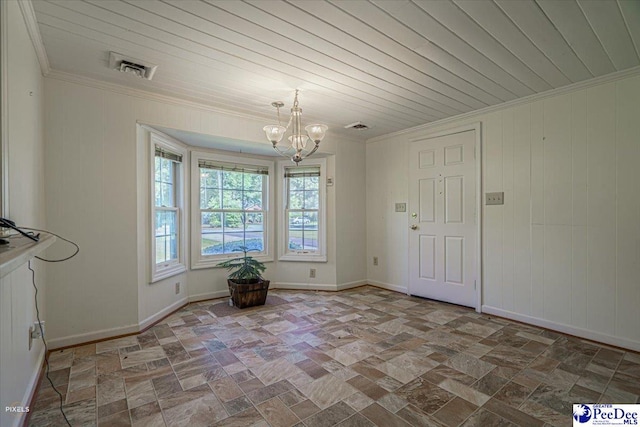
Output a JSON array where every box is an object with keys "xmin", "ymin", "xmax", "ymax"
[
  {"xmin": 109, "ymin": 52, "xmax": 157, "ymax": 80},
  {"xmin": 344, "ymin": 121, "xmax": 370, "ymax": 130}
]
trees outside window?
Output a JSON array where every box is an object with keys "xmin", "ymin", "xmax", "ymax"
[{"xmin": 192, "ymin": 152, "xmax": 273, "ymax": 268}]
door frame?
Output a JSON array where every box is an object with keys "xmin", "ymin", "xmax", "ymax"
[{"xmin": 408, "ymin": 122, "xmax": 483, "ymax": 313}]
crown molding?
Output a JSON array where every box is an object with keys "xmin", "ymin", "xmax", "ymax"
[
  {"xmin": 367, "ymin": 65, "xmax": 640, "ymax": 144},
  {"xmin": 46, "ymin": 69, "xmax": 276, "ymax": 123},
  {"xmin": 17, "ymin": 0, "xmax": 50, "ymax": 76},
  {"xmin": 45, "ymin": 69, "xmax": 364, "ymax": 144}
]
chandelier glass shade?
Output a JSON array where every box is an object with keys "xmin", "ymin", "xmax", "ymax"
[{"xmin": 263, "ymin": 90, "xmax": 327, "ymax": 165}]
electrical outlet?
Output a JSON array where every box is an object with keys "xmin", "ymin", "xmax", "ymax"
[
  {"xmin": 175, "ymin": 282, "xmax": 180, "ymax": 294},
  {"xmin": 29, "ymin": 321, "xmax": 44, "ymax": 351},
  {"xmin": 373, "ymin": 256, "xmax": 378, "ymax": 266},
  {"xmin": 309, "ymin": 268, "xmax": 316, "ymax": 278},
  {"xmin": 34, "ymin": 321, "xmax": 45, "ymax": 338},
  {"xmin": 485, "ymin": 192, "xmax": 504, "ymax": 205}
]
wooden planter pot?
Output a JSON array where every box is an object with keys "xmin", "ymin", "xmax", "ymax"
[{"xmin": 228, "ymin": 279, "xmax": 270, "ymax": 309}]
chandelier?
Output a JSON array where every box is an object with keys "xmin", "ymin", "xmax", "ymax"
[{"xmin": 263, "ymin": 90, "xmax": 328, "ymax": 165}]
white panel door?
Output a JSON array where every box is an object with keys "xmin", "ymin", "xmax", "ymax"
[{"xmin": 408, "ymin": 130, "xmax": 477, "ymax": 307}]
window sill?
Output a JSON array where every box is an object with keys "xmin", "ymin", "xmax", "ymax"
[
  {"xmin": 191, "ymin": 255, "xmax": 274, "ymax": 270},
  {"xmin": 151, "ymin": 264, "xmax": 187, "ymax": 284},
  {"xmin": 278, "ymin": 254, "xmax": 327, "ymax": 263}
]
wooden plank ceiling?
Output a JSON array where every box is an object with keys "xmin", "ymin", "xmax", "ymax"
[{"xmin": 33, "ymin": 0, "xmax": 640, "ymax": 140}]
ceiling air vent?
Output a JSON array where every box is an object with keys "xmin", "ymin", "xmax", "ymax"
[
  {"xmin": 344, "ymin": 121, "xmax": 370, "ymax": 130},
  {"xmin": 109, "ymin": 52, "xmax": 158, "ymax": 80}
]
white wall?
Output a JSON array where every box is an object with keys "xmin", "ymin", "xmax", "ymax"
[
  {"xmin": 0, "ymin": 1, "xmax": 47, "ymax": 426},
  {"xmin": 366, "ymin": 74, "xmax": 640, "ymax": 351},
  {"xmin": 336, "ymin": 138, "xmax": 367, "ymax": 287},
  {"xmin": 44, "ymin": 75, "xmax": 367, "ymax": 347},
  {"xmin": 271, "ymin": 155, "xmax": 339, "ymax": 291}
]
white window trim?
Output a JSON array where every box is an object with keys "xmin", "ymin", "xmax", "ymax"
[
  {"xmin": 150, "ymin": 132, "xmax": 188, "ymax": 283},
  {"xmin": 191, "ymin": 150, "xmax": 275, "ymax": 269},
  {"xmin": 278, "ymin": 158, "xmax": 327, "ymax": 262}
]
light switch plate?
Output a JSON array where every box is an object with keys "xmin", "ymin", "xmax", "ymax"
[
  {"xmin": 395, "ymin": 203, "xmax": 406, "ymax": 212},
  {"xmin": 486, "ymin": 192, "xmax": 504, "ymax": 205}
]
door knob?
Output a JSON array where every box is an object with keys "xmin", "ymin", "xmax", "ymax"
[{"xmin": 410, "ymin": 225, "xmax": 418, "ymax": 230}]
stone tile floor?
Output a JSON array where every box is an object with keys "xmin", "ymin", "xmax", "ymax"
[{"xmin": 29, "ymin": 286, "xmax": 640, "ymax": 427}]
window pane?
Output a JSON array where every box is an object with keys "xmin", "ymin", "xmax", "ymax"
[
  {"xmin": 202, "ymin": 212, "xmax": 222, "ymax": 230},
  {"xmin": 201, "ymin": 187, "xmax": 221, "ymax": 209},
  {"xmin": 287, "ymin": 211, "xmax": 318, "ymax": 253},
  {"xmin": 304, "ymin": 190, "xmax": 319, "ymax": 209},
  {"xmin": 155, "ymin": 184, "xmax": 162, "ymax": 207},
  {"xmin": 170, "ymin": 234, "xmax": 178, "ymax": 260},
  {"xmin": 161, "ymin": 158, "xmax": 171, "ymax": 182},
  {"xmin": 222, "ymin": 189, "xmax": 242, "ymax": 210},
  {"xmin": 244, "ymin": 173, "xmax": 263, "ymax": 191},
  {"xmin": 223, "ymin": 170, "xmax": 244, "ymax": 190},
  {"xmin": 200, "ymin": 169, "xmax": 221, "ymax": 188},
  {"xmin": 289, "ymin": 191, "xmax": 304, "ymax": 209},
  {"xmin": 224, "ymin": 212, "xmax": 244, "ymax": 229},
  {"xmin": 156, "ymin": 210, "xmax": 177, "ymax": 263},
  {"xmin": 246, "ymin": 213, "xmax": 263, "ymax": 231},
  {"xmin": 305, "ymin": 176, "xmax": 319, "ymax": 189},
  {"xmin": 288, "ymin": 228, "xmax": 302, "ymax": 251},
  {"xmin": 303, "ymin": 211, "xmax": 318, "ymax": 229},
  {"xmin": 154, "ymin": 157, "xmax": 162, "ymax": 206},
  {"xmin": 243, "ymin": 191, "xmax": 262, "ymax": 210},
  {"xmin": 155, "ymin": 157, "xmax": 175, "ymax": 207},
  {"xmin": 156, "ymin": 236, "xmax": 167, "ymax": 263},
  {"xmin": 201, "ymin": 212, "xmax": 223, "ymax": 255},
  {"xmin": 289, "ymin": 177, "xmax": 305, "ymax": 191},
  {"xmin": 303, "ymin": 229, "xmax": 318, "ymax": 251},
  {"xmin": 161, "ymin": 183, "xmax": 173, "ymax": 207},
  {"xmin": 289, "ymin": 212, "xmax": 303, "ymax": 228},
  {"xmin": 246, "ymin": 232, "xmax": 264, "ymax": 252}
]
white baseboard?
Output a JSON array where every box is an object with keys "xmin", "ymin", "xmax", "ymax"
[
  {"xmin": 46, "ymin": 282, "xmax": 404, "ymax": 350},
  {"xmin": 48, "ymin": 323, "xmax": 139, "ymax": 350},
  {"xmin": 189, "ymin": 290, "xmax": 229, "ymax": 303},
  {"xmin": 50, "ymin": 297, "xmax": 190, "ymax": 349},
  {"xmin": 139, "ymin": 297, "xmax": 188, "ymax": 330},
  {"xmin": 482, "ymin": 305, "xmax": 640, "ymax": 352},
  {"xmin": 271, "ymin": 282, "xmax": 338, "ymax": 291},
  {"xmin": 367, "ymin": 280, "xmax": 408, "ymax": 294},
  {"xmin": 337, "ymin": 280, "xmax": 367, "ymax": 291}
]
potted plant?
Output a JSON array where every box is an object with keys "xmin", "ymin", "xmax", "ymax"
[{"xmin": 216, "ymin": 246, "xmax": 270, "ymax": 309}]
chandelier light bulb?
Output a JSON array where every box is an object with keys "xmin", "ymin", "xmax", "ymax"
[
  {"xmin": 263, "ymin": 125, "xmax": 286, "ymax": 144},
  {"xmin": 305, "ymin": 124, "xmax": 328, "ymax": 143},
  {"xmin": 288, "ymin": 134, "xmax": 309, "ymax": 150}
]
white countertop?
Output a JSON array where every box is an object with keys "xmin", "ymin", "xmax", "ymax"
[{"xmin": 0, "ymin": 233, "xmax": 56, "ymax": 278}]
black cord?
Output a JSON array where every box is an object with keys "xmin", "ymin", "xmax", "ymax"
[
  {"xmin": 17, "ymin": 227, "xmax": 80, "ymax": 262},
  {"xmin": 28, "ymin": 261, "xmax": 72, "ymax": 427}
]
